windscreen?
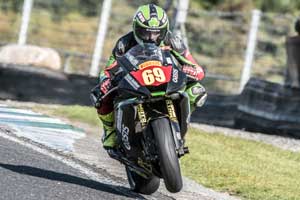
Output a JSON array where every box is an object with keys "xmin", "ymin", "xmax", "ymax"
[{"xmin": 124, "ymin": 43, "xmax": 163, "ymax": 67}]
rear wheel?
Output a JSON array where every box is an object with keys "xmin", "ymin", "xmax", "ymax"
[
  {"xmin": 151, "ymin": 118, "xmax": 183, "ymax": 193},
  {"xmin": 126, "ymin": 166, "xmax": 160, "ymax": 195}
]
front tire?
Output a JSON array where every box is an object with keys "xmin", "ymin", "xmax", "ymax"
[
  {"xmin": 151, "ymin": 118, "xmax": 183, "ymax": 193},
  {"xmin": 126, "ymin": 166, "xmax": 160, "ymax": 195}
]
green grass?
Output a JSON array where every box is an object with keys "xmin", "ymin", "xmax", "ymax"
[
  {"xmin": 29, "ymin": 104, "xmax": 300, "ymax": 200},
  {"xmin": 181, "ymin": 128, "xmax": 300, "ymax": 200},
  {"xmin": 32, "ymin": 104, "xmax": 101, "ymax": 127}
]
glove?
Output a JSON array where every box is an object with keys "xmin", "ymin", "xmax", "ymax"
[
  {"xmin": 182, "ymin": 65, "xmax": 204, "ymax": 81},
  {"xmin": 90, "ymin": 78, "xmax": 112, "ymax": 108},
  {"xmin": 100, "ymin": 78, "xmax": 112, "ymax": 94}
]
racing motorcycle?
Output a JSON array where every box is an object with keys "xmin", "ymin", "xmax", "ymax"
[{"xmin": 91, "ymin": 43, "xmax": 193, "ymax": 194}]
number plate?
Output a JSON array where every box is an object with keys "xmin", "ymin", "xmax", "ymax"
[{"xmin": 130, "ymin": 65, "xmax": 172, "ymax": 86}]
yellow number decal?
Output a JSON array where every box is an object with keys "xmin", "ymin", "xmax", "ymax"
[
  {"xmin": 153, "ymin": 68, "xmax": 166, "ymax": 82},
  {"xmin": 142, "ymin": 69, "xmax": 155, "ymax": 85},
  {"xmin": 142, "ymin": 68, "xmax": 166, "ymax": 85}
]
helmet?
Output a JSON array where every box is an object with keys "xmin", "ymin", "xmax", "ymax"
[{"xmin": 133, "ymin": 4, "xmax": 169, "ymax": 45}]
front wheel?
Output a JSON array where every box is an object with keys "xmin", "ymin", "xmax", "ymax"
[
  {"xmin": 151, "ymin": 118, "xmax": 183, "ymax": 193},
  {"xmin": 126, "ymin": 166, "xmax": 160, "ymax": 195}
]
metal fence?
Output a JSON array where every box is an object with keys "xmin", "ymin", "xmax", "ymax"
[{"xmin": 0, "ymin": 0, "xmax": 297, "ymax": 94}]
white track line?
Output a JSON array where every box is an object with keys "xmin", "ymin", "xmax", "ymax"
[{"xmin": 0, "ymin": 130, "xmax": 150, "ymax": 200}]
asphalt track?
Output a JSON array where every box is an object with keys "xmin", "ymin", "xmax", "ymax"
[
  {"xmin": 0, "ymin": 136, "xmax": 145, "ymax": 200},
  {"xmin": 0, "ymin": 103, "xmax": 238, "ymax": 200}
]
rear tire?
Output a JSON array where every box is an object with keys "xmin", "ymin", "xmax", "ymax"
[
  {"xmin": 151, "ymin": 118, "xmax": 183, "ymax": 193},
  {"xmin": 126, "ymin": 166, "xmax": 160, "ymax": 195}
]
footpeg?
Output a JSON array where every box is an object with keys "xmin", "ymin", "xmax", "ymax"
[{"xmin": 183, "ymin": 147, "xmax": 189, "ymax": 154}]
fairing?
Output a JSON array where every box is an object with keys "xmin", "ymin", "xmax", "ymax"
[{"xmin": 116, "ymin": 43, "xmax": 187, "ymax": 98}]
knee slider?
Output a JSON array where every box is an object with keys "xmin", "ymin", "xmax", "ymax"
[{"xmin": 188, "ymin": 83, "xmax": 207, "ymax": 107}]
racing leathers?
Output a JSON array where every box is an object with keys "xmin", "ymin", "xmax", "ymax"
[{"xmin": 95, "ymin": 31, "xmax": 206, "ymax": 149}]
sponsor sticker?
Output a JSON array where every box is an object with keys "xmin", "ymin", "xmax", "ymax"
[
  {"xmin": 138, "ymin": 60, "xmax": 162, "ymax": 69},
  {"xmin": 137, "ymin": 12, "xmax": 146, "ymax": 22},
  {"xmin": 172, "ymin": 68, "xmax": 178, "ymax": 83},
  {"xmin": 125, "ymin": 54, "xmax": 139, "ymax": 66},
  {"xmin": 121, "ymin": 124, "xmax": 131, "ymax": 150},
  {"xmin": 124, "ymin": 74, "xmax": 140, "ymax": 90},
  {"xmin": 166, "ymin": 57, "xmax": 172, "ymax": 64}
]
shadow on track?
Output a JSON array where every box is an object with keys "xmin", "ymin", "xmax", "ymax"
[{"xmin": 0, "ymin": 163, "xmax": 146, "ymax": 199}]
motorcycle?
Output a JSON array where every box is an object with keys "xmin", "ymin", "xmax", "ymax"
[{"xmin": 91, "ymin": 43, "xmax": 192, "ymax": 194}]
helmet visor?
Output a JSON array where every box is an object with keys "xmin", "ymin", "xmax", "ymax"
[{"xmin": 135, "ymin": 26, "xmax": 167, "ymax": 44}]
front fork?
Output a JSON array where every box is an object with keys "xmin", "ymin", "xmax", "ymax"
[
  {"xmin": 165, "ymin": 99, "xmax": 186, "ymax": 157},
  {"xmin": 137, "ymin": 100, "xmax": 187, "ymax": 157}
]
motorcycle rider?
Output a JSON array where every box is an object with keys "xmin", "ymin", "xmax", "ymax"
[{"xmin": 93, "ymin": 4, "xmax": 207, "ymax": 150}]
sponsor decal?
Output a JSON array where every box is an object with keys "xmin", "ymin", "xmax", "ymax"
[
  {"xmin": 100, "ymin": 79, "xmax": 111, "ymax": 94},
  {"xmin": 172, "ymin": 68, "xmax": 178, "ymax": 83},
  {"xmin": 137, "ymin": 12, "xmax": 146, "ymax": 22},
  {"xmin": 117, "ymin": 41, "xmax": 125, "ymax": 55},
  {"xmin": 121, "ymin": 124, "xmax": 131, "ymax": 150},
  {"xmin": 137, "ymin": 104, "xmax": 147, "ymax": 127},
  {"xmin": 182, "ymin": 65, "xmax": 204, "ymax": 81},
  {"xmin": 124, "ymin": 74, "xmax": 140, "ymax": 90},
  {"xmin": 138, "ymin": 60, "xmax": 162, "ymax": 69},
  {"xmin": 116, "ymin": 109, "xmax": 123, "ymax": 132},
  {"xmin": 166, "ymin": 57, "xmax": 172, "ymax": 64},
  {"xmin": 125, "ymin": 54, "xmax": 139, "ymax": 66},
  {"xmin": 166, "ymin": 100, "xmax": 177, "ymax": 121},
  {"xmin": 192, "ymin": 85, "xmax": 205, "ymax": 95}
]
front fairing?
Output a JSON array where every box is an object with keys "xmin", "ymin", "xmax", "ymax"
[{"xmin": 116, "ymin": 44, "xmax": 187, "ymax": 99}]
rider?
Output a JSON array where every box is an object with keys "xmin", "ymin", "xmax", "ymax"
[{"xmin": 94, "ymin": 4, "xmax": 207, "ymax": 150}]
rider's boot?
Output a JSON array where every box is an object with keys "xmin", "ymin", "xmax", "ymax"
[{"xmin": 98, "ymin": 111, "xmax": 118, "ymax": 150}]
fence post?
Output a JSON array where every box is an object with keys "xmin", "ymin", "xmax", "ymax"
[
  {"xmin": 239, "ymin": 9, "xmax": 261, "ymax": 92},
  {"xmin": 89, "ymin": 0, "xmax": 112, "ymax": 77},
  {"xmin": 18, "ymin": 0, "xmax": 33, "ymax": 45},
  {"xmin": 173, "ymin": 0, "xmax": 189, "ymax": 47},
  {"xmin": 63, "ymin": 54, "xmax": 72, "ymax": 73}
]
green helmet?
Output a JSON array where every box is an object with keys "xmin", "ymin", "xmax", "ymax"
[{"xmin": 133, "ymin": 4, "xmax": 169, "ymax": 45}]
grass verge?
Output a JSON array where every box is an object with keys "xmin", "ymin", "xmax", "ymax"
[
  {"xmin": 182, "ymin": 128, "xmax": 300, "ymax": 200},
  {"xmin": 31, "ymin": 104, "xmax": 101, "ymax": 127},
  {"xmin": 31, "ymin": 104, "xmax": 300, "ymax": 200}
]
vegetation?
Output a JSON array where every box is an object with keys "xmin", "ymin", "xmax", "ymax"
[
  {"xmin": 182, "ymin": 128, "xmax": 300, "ymax": 200},
  {"xmin": 29, "ymin": 104, "xmax": 300, "ymax": 200},
  {"xmin": 2, "ymin": 0, "xmax": 300, "ymax": 15},
  {"xmin": 0, "ymin": 0, "xmax": 298, "ymax": 93},
  {"xmin": 30, "ymin": 104, "xmax": 101, "ymax": 127}
]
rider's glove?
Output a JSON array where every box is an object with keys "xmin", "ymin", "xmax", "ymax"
[
  {"xmin": 100, "ymin": 78, "xmax": 112, "ymax": 94},
  {"xmin": 182, "ymin": 64, "xmax": 204, "ymax": 81},
  {"xmin": 90, "ymin": 78, "xmax": 112, "ymax": 108}
]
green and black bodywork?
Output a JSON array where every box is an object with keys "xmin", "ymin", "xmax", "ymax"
[{"xmin": 103, "ymin": 44, "xmax": 191, "ymax": 194}]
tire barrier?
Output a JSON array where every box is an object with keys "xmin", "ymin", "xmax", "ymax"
[
  {"xmin": 191, "ymin": 94, "xmax": 239, "ymax": 127},
  {"xmin": 237, "ymin": 78, "xmax": 300, "ymax": 137},
  {"xmin": 192, "ymin": 78, "xmax": 300, "ymax": 137},
  {"xmin": 0, "ymin": 64, "xmax": 97, "ymax": 105}
]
